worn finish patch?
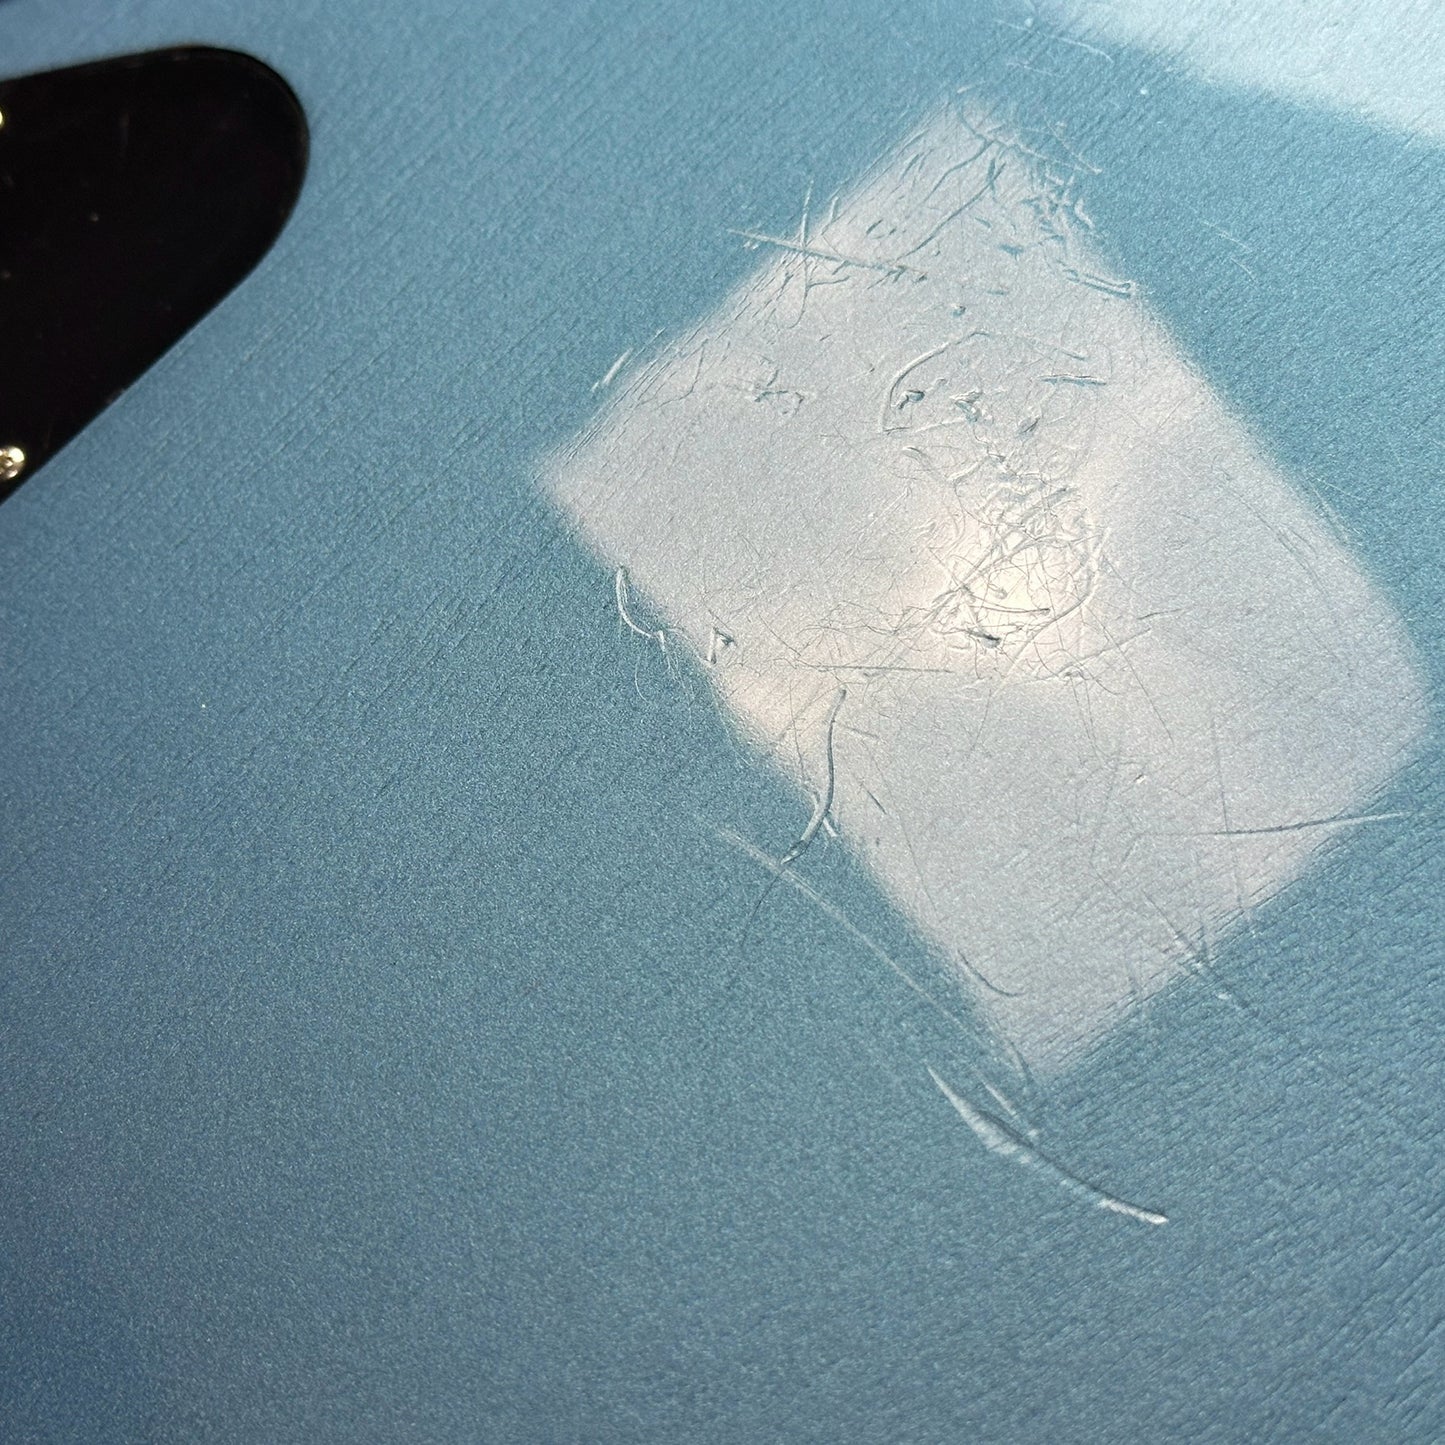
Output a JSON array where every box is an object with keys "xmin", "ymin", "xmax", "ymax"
[{"xmin": 546, "ymin": 106, "xmax": 1425, "ymax": 1071}]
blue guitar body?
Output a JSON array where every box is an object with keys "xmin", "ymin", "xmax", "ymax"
[{"xmin": 3, "ymin": 2, "xmax": 1443, "ymax": 1439}]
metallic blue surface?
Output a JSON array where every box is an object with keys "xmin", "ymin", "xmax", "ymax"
[{"xmin": 2, "ymin": 2, "xmax": 1442, "ymax": 1439}]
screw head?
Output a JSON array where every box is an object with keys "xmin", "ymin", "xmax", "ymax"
[{"xmin": 0, "ymin": 445, "xmax": 27, "ymax": 482}]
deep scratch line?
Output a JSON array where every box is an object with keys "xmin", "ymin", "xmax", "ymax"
[
  {"xmin": 781, "ymin": 687, "xmax": 848, "ymax": 866},
  {"xmin": 614, "ymin": 567, "xmax": 666, "ymax": 648},
  {"xmin": 927, "ymin": 1067, "xmax": 1167, "ymax": 1226},
  {"xmin": 1208, "ymin": 810, "xmax": 1409, "ymax": 838},
  {"xmin": 728, "ymin": 228, "xmax": 928, "ymax": 280}
]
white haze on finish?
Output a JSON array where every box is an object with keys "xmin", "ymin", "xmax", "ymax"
[
  {"xmin": 1043, "ymin": 0, "xmax": 1445, "ymax": 143},
  {"xmin": 546, "ymin": 106, "xmax": 1424, "ymax": 1073}
]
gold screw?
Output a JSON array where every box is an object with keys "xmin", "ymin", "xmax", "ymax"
[{"xmin": 0, "ymin": 445, "xmax": 27, "ymax": 482}]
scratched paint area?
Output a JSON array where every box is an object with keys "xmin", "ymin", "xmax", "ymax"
[
  {"xmin": 1045, "ymin": 0, "xmax": 1445, "ymax": 144},
  {"xmin": 546, "ymin": 105, "xmax": 1425, "ymax": 1080}
]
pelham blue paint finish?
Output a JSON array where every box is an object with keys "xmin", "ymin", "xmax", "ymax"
[{"xmin": 1, "ymin": 1, "xmax": 1441, "ymax": 1439}]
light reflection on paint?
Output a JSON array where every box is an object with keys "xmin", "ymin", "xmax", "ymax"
[
  {"xmin": 546, "ymin": 106, "xmax": 1425, "ymax": 1073},
  {"xmin": 1044, "ymin": 0, "xmax": 1445, "ymax": 143}
]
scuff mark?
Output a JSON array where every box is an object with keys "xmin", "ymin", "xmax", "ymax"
[
  {"xmin": 706, "ymin": 626, "xmax": 735, "ymax": 666},
  {"xmin": 1058, "ymin": 262, "xmax": 1136, "ymax": 298}
]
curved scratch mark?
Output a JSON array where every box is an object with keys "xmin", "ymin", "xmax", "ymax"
[
  {"xmin": 927, "ymin": 1066, "xmax": 1168, "ymax": 1226},
  {"xmin": 781, "ymin": 687, "xmax": 847, "ymax": 866},
  {"xmin": 614, "ymin": 567, "xmax": 667, "ymax": 648}
]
